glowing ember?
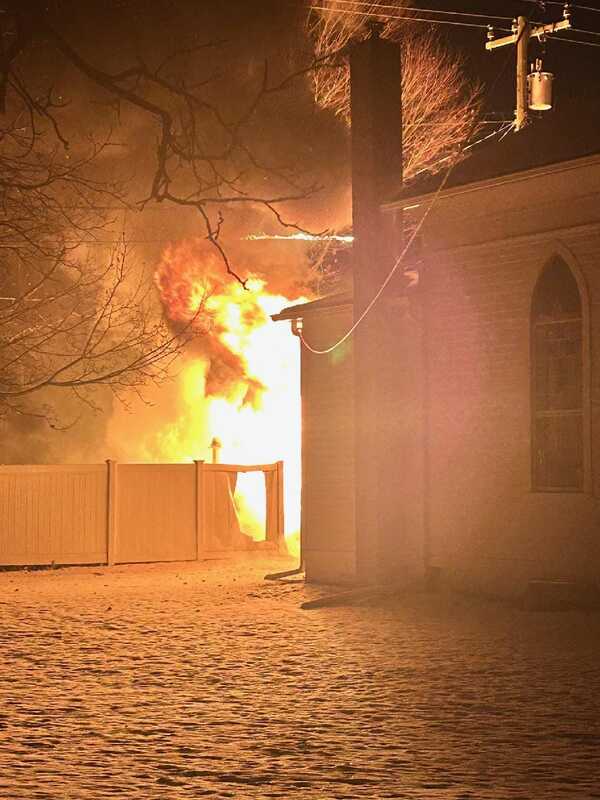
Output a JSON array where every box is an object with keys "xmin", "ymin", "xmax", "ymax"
[
  {"xmin": 151, "ymin": 239, "xmax": 308, "ymax": 555},
  {"xmin": 246, "ymin": 231, "xmax": 353, "ymax": 243}
]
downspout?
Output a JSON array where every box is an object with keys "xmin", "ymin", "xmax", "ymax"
[
  {"xmin": 265, "ymin": 317, "xmax": 305, "ymax": 581},
  {"xmin": 420, "ymin": 255, "xmax": 432, "ymax": 581}
]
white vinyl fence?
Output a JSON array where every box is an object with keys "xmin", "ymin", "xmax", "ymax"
[{"xmin": 0, "ymin": 461, "xmax": 284, "ymax": 568}]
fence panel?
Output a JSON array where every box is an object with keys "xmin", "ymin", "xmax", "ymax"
[
  {"xmin": 0, "ymin": 465, "xmax": 108, "ymax": 566},
  {"xmin": 264, "ymin": 461, "xmax": 285, "ymax": 546},
  {"xmin": 115, "ymin": 464, "xmax": 196, "ymax": 564},
  {"xmin": 0, "ymin": 460, "xmax": 284, "ymax": 567}
]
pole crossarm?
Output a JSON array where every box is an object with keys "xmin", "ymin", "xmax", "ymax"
[
  {"xmin": 486, "ymin": 30, "xmax": 519, "ymax": 51},
  {"xmin": 486, "ymin": 17, "xmax": 571, "ymax": 50},
  {"xmin": 531, "ymin": 18, "xmax": 571, "ymax": 40}
]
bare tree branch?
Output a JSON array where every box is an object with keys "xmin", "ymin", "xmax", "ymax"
[
  {"xmin": 8, "ymin": 9, "xmax": 322, "ymax": 282},
  {"xmin": 307, "ymin": 0, "xmax": 482, "ymax": 180}
]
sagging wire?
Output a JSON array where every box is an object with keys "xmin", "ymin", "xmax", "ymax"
[
  {"xmin": 297, "ymin": 168, "xmax": 450, "ymax": 355},
  {"xmin": 297, "ymin": 8, "xmax": 523, "ymax": 359},
  {"xmin": 296, "ymin": 120, "xmax": 512, "ymax": 357}
]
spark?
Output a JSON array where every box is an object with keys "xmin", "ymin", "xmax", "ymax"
[{"xmin": 245, "ymin": 232, "xmax": 354, "ymax": 243}]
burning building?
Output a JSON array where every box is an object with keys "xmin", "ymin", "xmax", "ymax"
[{"xmin": 274, "ymin": 29, "xmax": 600, "ymax": 598}]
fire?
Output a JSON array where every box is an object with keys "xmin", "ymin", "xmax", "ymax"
[
  {"xmin": 150, "ymin": 239, "xmax": 308, "ymax": 556},
  {"xmin": 246, "ymin": 231, "xmax": 353, "ymax": 243}
]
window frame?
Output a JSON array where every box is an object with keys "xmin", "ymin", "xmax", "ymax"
[{"xmin": 530, "ymin": 255, "xmax": 589, "ymax": 493}]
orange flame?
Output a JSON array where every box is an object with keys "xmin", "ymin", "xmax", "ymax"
[{"xmin": 152, "ymin": 239, "xmax": 308, "ymax": 554}]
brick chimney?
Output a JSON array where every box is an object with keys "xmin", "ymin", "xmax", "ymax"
[{"xmin": 350, "ymin": 26, "xmax": 406, "ymax": 582}]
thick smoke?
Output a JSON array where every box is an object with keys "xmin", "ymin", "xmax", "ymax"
[
  {"xmin": 2, "ymin": 1, "xmax": 352, "ymax": 463},
  {"xmin": 154, "ymin": 240, "xmax": 269, "ymax": 408}
]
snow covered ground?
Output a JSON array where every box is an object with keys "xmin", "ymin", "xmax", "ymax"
[{"xmin": 1, "ymin": 555, "xmax": 599, "ymax": 799}]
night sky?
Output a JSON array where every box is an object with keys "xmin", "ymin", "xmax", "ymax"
[
  {"xmin": 409, "ymin": 1, "xmax": 600, "ymax": 114},
  {"xmin": 11, "ymin": 1, "xmax": 600, "ymax": 190}
]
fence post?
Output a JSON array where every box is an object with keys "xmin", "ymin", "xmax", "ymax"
[
  {"xmin": 106, "ymin": 459, "xmax": 118, "ymax": 566},
  {"xmin": 276, "ymin": 460, "xmax": 285, "ymax": 546},
  {"xmin": 194, "ymin": 460, "xmax": 205, "ymax": 560}
]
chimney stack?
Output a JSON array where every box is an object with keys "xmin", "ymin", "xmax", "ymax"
[
  {"xmin": 350, "ymin": 23, "xmax": 402, "ymax": 249},
  {"xmin": 350, "ymin": 28, "xmax": 404, "ymax": 582}
]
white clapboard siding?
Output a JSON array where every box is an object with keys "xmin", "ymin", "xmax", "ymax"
[
  {"xmin": 0, "ymin": 465, "xmax": 108, "ymax": 566},
  {"xmin": 115, "ymin": 464, "xmax": 196, "ymax": 563}
]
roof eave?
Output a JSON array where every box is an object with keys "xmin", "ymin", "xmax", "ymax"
[
  {"xmin": 272, "ymin": 292, "xmax": 353, "ymax": 322},
  {"xmin": 384, "ymin": 152, "xmax": 600, "ymax": 214}
]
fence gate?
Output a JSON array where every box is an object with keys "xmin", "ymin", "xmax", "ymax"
[{"xmin": 198, "ymin": 462, "xmax": 285, "ymax": 555}]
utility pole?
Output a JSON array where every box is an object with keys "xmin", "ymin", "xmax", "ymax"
[
  {"xmin": 486, "ymin": 5, "xmax": 572, "ymax": 132},
  {"xmin": 516, "ymin": 17, "xmax": 530, "ymax": 132}
]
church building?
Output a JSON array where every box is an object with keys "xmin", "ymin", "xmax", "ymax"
[{"xmin": 274, "ymin": 30, "xmax": 600, "ymax": 598}]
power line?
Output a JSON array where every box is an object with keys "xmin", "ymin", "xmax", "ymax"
[
  {"xmin": 311, "ymin": 0, "xmax": 513, "ymax": 22},
  {"xmin": 0, "ymin": 240, "xmax": 176, "ymax": 247},
  {"xmin": 298, "ymin": 184, "xmax": 441, "ymax": 355},
  {"xmin": 410, "ymin": 121, "xmax": 512, "ymax": 178},
  {"xmin": 297, "ymin": 21, "xmax": 525, "ymax": 358},
  {"xmin": 571, "ymin": 3, "xmax": 600, "ymax": 13},
  {"xmin": 571, "ymin": 26, "xmax": 600, "ymax": 38},
  {"xmin": 463, "ymin": 121, "xmax": 514, "ymax": 152},
  {"xmin": 309, "ymin": 4, "xmax": 511, "ymax": 30},
  {"xmin": 298, "ymin": 118, "xmax": 516, "ymax": 356},
  {"xmin": 530, "ymin": 1, "xmax": 600, "ymax": 14},
  {"xmin": 554, "ymin": 33, "xmax": 600, "ymax": 46}
]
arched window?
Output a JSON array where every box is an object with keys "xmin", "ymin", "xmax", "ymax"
[{"xmin": 532, "ymin": 257, "xmax": 583, "ymax": 490}]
